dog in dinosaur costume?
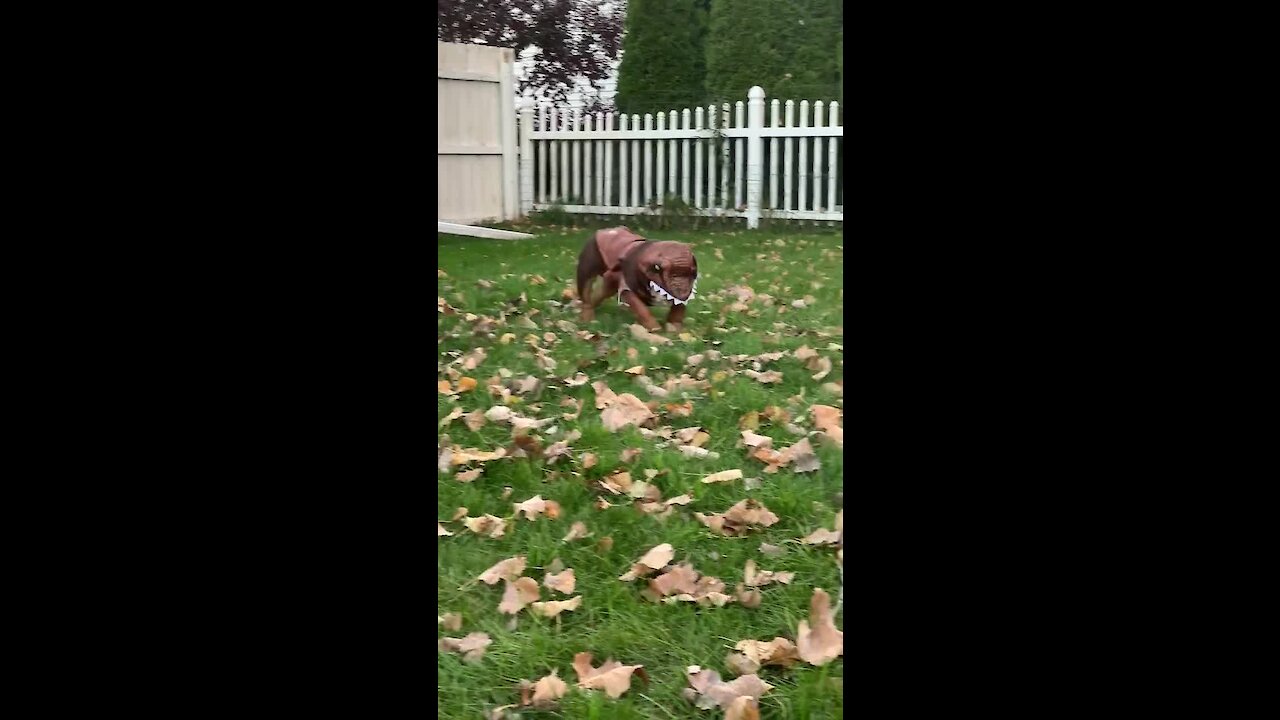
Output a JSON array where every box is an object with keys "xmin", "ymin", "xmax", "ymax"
[{"xmin": 576, "ymin": 227, "xmax": 699, "ymax": 332}]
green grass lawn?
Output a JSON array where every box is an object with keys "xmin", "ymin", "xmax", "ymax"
[{"xmin": 438, "ymin": 225, "xmax": 844, "ymax": 719}]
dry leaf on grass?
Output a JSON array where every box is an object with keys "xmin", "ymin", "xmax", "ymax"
[
  {"xmin": 562, "ymin": 521, "xmax": 591, "ymax": 542},
  {"xmin": 528, "ymin": 671, "xmax": 568, "ymax": 707},
  {"xmin": 498, "ymin": 577, "xmax": 541, "ymax": 614},
  {"xmin": 743, "ymin": 559, "xmax": 795, "ymax": 587},
  {"xmin": 678, "ymin": 445, "xmax": 720, "ymax": 459},
  {"xmin": 600, "ymin": 470, "xmax": 633, "ymax": 495},
  {"xmin": 438, "ymin": 523, "xmax": 453, "ymax": 536},
  {"xmin": 629, "ymin": 323, "xmax": 672, "ymax": 344},
  {"xmin": 478, "ymin": 556, "xmax": 527, "ymax": 585},
  {"xmin": 625, "ymin": 365, "xmax": 645, "ymax": 374},
  {"xmin": 810, "ymin": 404, "xmax": 844, "ymax": 449},
  {"xmin": 455, "ymin": 468, "xmax": 483, "ymax": 483},
  {"xmin": 736, "ymin": 583, "xmax": 762, "ymax": 608},
  {"xmin": 463, "ymin": 514, "xmax": 507, "ymax": 538},
  {"xmin": 790, "ymin": 437, "xmax": 822, "ymax": 473},
  {"xmin": 684, "ymin": 667, "xmax": 774, "ymax": 711},
  {"xmin": 438, "ymin": 612, "xmax": 463, "ymax": 631},
  {"xmin": 743, "ymin": 369, "xmax": 783, "ymax": 384},
  {"xmin": 464, "ymin": 409, "xmax": 486, "ymax": 431},
  {"xmin": 618, "ymin": 543, "xmax": 674, "ymax": 581},
  {"xmin": 800, "ymin": 510, "xmax": 843, "ymax": 545},
  {"xmin": 514, "ymin": 495, "xmax": 562, "ymax": 520},
  {"xmin": 739, "ymin": 430, "xmax": 773, "ymax": 450},
  {"xmin": 649, "ymin": 563, "xmax": 701, "ymax": 596},
  {"xmin": 808, "ymin": 355, "xmax": 833, "ymax": 380},
  {"xmin": 439, "ymin": 632, "xmax": 492, "ymax": 663},
  {"xmin": 620, "ymin": 447, "xmax": 643, "ymax": 462},
  {"xmin": 794, "ymin": 345, "xmax": 818, "ymax": 361},
  {"xmin": 451, "ymin": 507, "xmax": 468, "ymax": 521},
  {"xmin": 733, "ymin": 637, "xmax": 801, "ymax": 668},
  {"xmin": 440, "ymin": 406, "xmax": 464, "ymax": 427},
  {"xmin": 531, "ymin": 595, "xmax": 582, "ymax": 618},
  {"xmin": 725, "ymin": 695, "xmax": 761, "ymax": 720},
  {"xmin": 702, "ymin": 469, "xmax": 744, "ymax": 484},
  {"xmin": 759, "ymin": 543, "xmax": 785, "ymax": 557},
  {"xmin": 544, "ymin": 568, "xmax": 576, "ymax": 594},
  {"xmin": 726, "ymin": 651, "xmax": 760, "ymax": 675},
  {"xmin": 600, "ymin": 392, "xmax": 656, "ymax": 432},
  {"xmin": 696, "ymin": 499, "xmax": 780, "ymax": 536},
  {"xmin": 573, "ymin": 652, "xmax": 644, "ymax": 698},
  {"xmin": 582, "ymin": 452, "xmax": 598, "ymax": 469},
  {"xmin": 796, "ymin": 588, "xmax": 843, "ymax": 665}
]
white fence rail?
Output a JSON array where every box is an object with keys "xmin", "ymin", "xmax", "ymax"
[{"xmin": 518, "ymin": 86, "xmax": 842, "ymax": 229}]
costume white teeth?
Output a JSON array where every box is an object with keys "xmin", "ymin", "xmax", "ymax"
[{"xmin": 650, "ymin": 276, "xmax": 696, "ymax": 306}]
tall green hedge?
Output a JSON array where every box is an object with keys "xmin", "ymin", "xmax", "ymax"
[
  {"xmin": 614, "ymin": 0, "xmax": 711, "ymax": 118},
  {"xmin": 705, "ymin": 0, "xmax": 841, "ymax": 104}
]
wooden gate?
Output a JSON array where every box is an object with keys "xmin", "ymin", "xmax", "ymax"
[{"xmin": 437, "ymin": 42, "xmax": 519, "ymax": 224}]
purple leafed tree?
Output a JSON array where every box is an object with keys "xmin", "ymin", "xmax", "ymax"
[{"xmin": 438, "ymin": 0, "xmax": 625, "ymax": 109}]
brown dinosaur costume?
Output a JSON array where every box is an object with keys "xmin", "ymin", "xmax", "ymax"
[{"xmin": 576, "ymin": 226, "xmax": 699, "ymax": 332}]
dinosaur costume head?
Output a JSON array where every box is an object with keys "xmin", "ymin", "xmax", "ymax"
[{"xmin": 629, "ymin": 240, "xmax": 699, "ymax": 305}]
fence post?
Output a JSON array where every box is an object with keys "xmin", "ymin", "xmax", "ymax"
[
  {"xmin": 746, "ymin": 86, "xmax": 766, "ymax": 229},
  {"xmin": 519, "ymin": 99, "xmax": 534, "ymax": 217}
]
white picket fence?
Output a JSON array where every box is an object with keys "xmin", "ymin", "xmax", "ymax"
[{"xmin": 517, "ymin": 86, "xmax": 842, "ymax": 229}]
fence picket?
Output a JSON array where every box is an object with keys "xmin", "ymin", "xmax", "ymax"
[
  {"xmin": 827, "ymin": 102, "xmax": 838, "ymax": 214},
  {"xmin": 812, "ymin": 101, "xmax": 824, "ymax": 212},
  {"xmin": 549, "ymin": 108, "xmax": 558, "ymax": 202},
  {"xmin": 584, "ymin": 114, "xmax": 594, "ymax": 205},
  {"xmin": 706, "ymin": 105, "xmax": 717, "ymax": 209},
  {"xmin": 572, "ymin": 109, "xmax": 581, "ymax": 203},
  {"xmin": 644, "ymin": 113, "xmax": 654, "ymax": 206},
  {"xmin": 735, "ymin": 101, "xmax": 745, "ymax": 210},
  {"xmin": 694, "ymin": 107, "xmax": 704, "ymax": 208},
  {"xmin": 797, "ymin": 100, "xmax": 809, "ymax": 212},
  {"xmin": 681, "ymin": 109, "xmax": 691, "ymax": 204},
  {"xmin": 783, "ymin": 100, "xmax": 794, "ymax": 211},
  {"xmin": 668, "ymin": 111, "xmax": 677, "ymax": 202},
  {"xmin": 596, "ymin": 112, "xmax": 605, "ymax": 205},
  {"xmin": 769, "ymin": 99, "xmax": 780, "ymax": 209},
  {"xmin": 655, "ymin": 113, "xmax": 665, "ymax": 205},
  {"xmin": 721, "ymin": 103, "xmax": 730, "ymax": 208},
  {"xmin": 630, "ymin": 115, "xmax": 640, "ymax": 207},
  {"xmin": 604, "ymin": 113, "xmax": 614, "ymax": 206}
]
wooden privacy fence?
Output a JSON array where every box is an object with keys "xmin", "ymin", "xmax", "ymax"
[
  {"xmin": 438, "ymin": 42, "xmax": 519, "ymax": 225},
  {"xmin": 518, "ymin": 86, "xmax": 842, "ymax": 229}
]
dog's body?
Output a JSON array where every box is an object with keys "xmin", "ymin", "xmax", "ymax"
[{"xmin": 577, "ymin": 227, "xmax": 699, "ymax": 331}]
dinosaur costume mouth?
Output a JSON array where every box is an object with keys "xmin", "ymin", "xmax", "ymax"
[{"xmin": 648, "ymin": 275, "xmax": 699, "ymax": 305}]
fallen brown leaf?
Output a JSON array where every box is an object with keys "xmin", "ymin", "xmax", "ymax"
[
  {"xmin": 514, "ymin": 495, "xmax": 562, "ymax": 521},
  {"xmin": 544, "ymin": 568, "xmax": 576, "ymax": 595},
  {"xmin": 478, "ymin": 556, "xmax": 527, "ymax": 585},
  {"xmin": 438, "ymin": 523, "xmax": 453, "ymax": 536},
  {"xmin": 455, "ymin": 468, "xmax": 483, "ymax": 483},
  {"xmin": 439, "ymin": 632, "xmax": 491, "ymax": 663},
  {"xmin": 562, "ymin": 521, "xmax": 591, "ymax": 542},
  {"xmin": 618, "ymin": 543, "xmax": 675, "ymax": 581},
  {"xmin": 529, "ymin": 671, "xmax": 568, "ymax": 707},
  {"xmin": 531, "ymin": 595, "xmax": 582, "ymax": 618},
  {"xmin": 462, "ymin": 514, "xmax": 507, "ymax": 538},
  {"xmin": 498, "ymin": 577, "xmax": 541, "ymax": 614},
  {"xmin": 796, "ymin": 587, "xmax": 843, "ymax": 665},
  {"xmin": 573, "ymin": 652, "xmax": 644, "ymax": 698},
  {"xmin": 438, "ymin": 612, "xmax": 463, "ymax": 631},
  {"xmin": 702, "ymin": 469, "xmax": 744, "ymax": 484}
]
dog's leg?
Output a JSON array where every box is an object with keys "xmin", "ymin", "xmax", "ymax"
[
  {"xmin": 577, "ymin": 239, "xmax": 607, "ymax": 321},
  {"xmin": 622, "ymin": 290, "xmax": 662, "ymax": 331},
  {"xmin": 665, "ymin": 304, "xmax": 686, "ymax": 333}
]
